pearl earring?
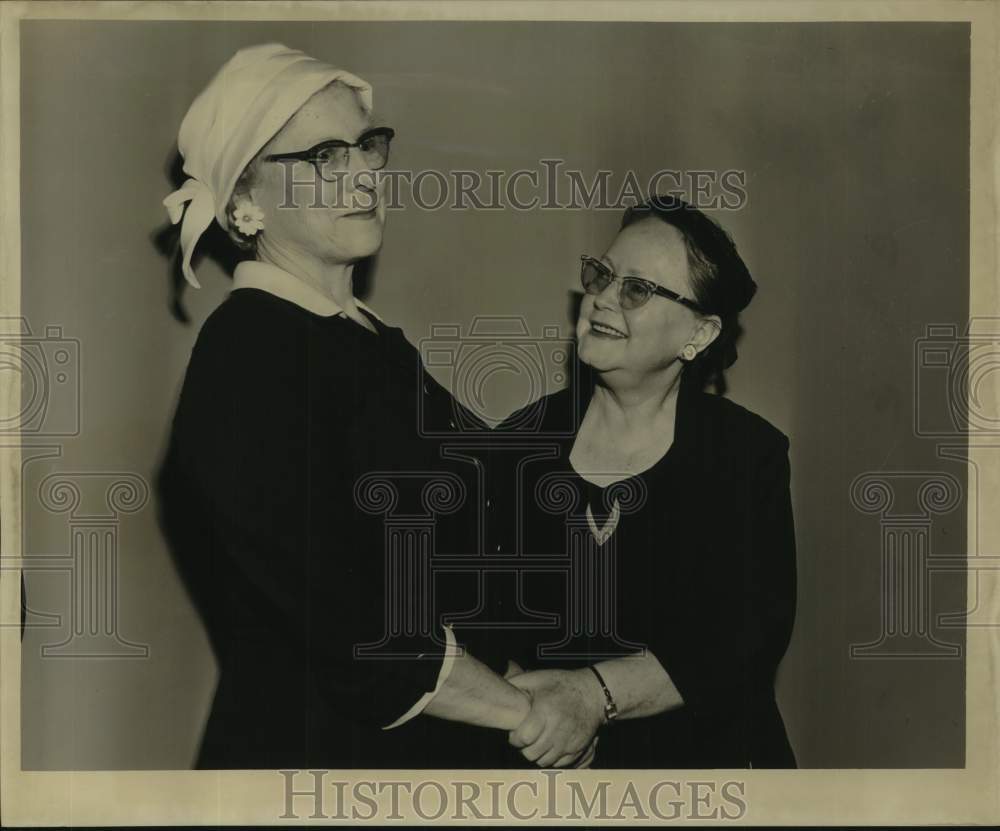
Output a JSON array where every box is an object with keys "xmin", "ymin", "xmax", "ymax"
[{"xmin": 681, "ymin": 344, "xmax": 697, "ymax": 361}]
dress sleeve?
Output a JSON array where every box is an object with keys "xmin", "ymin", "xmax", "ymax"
[
  {"xmin": 172, "ymin": 314, "xmax": 448, "ymax": 729},
  {"xmin": 382, "ymin": 624, "xmax": 458, "ymax": 730},
  {"xmin": 646, "ymin": 433, "xmax": 797, "ymax": 743}
]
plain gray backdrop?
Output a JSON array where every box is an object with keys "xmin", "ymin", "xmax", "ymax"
[{"xmin": 17, "ymin": 19, "xmax": 969, "ymax": 768}]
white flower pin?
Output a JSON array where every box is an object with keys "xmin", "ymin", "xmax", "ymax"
[{"xmin": 232, "ymin": 200, "xmax": 265, "ymax": 236}]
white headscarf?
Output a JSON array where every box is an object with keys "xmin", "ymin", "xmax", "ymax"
[{"xmin": 162, "ymin": 43, "xmax": 373, "ymax": 288}]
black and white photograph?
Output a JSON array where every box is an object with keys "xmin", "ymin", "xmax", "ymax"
[{"xmin": 1, "ymin": 0, "xmax": 998, "ymax": 826}]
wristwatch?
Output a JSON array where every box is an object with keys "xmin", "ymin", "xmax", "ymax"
[{"xmin": 588, "ymin": 665, "xmax": 619, "ymax": 724}]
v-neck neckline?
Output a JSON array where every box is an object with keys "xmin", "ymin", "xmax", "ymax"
[{"xmin": 565, "ymin": 368, "xmax": 695, "ymax": 492}]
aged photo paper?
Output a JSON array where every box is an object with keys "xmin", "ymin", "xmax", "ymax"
[{"xmin": 1, "ymin": 0, "xmax": 998, "ymax": 826}]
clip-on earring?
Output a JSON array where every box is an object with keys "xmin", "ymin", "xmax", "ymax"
[
  {"xmin": 232, "ymin": 198, "xmax": 265, "ymax": 236},
  {"xmin": 681, "ymin": 344, "xmax": 697, "ymax": 361}
]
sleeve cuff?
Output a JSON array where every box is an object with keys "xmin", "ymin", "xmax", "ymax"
[{"xmin": 381, "ymin": 624, "xmax": 459, "ymax": 730}]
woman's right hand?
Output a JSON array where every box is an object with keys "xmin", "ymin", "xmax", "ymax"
[{"xmin": 506, "ymin": 668, "xmax": 606, "ymax": 767}]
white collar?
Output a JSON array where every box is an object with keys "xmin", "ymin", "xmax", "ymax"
[{"xmin": 231, "ymin": 260, "xmax": 383, "ymax": 321}]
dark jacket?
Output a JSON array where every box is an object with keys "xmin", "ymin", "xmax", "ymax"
[
  {"xmin": 465, "ymin": 366, "xmax": 798, "ymax": 768},
  {"xmin": 156, "ymin": 288, "xmax": 477, "ymax": 769}
]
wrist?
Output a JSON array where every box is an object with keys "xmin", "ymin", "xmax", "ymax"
[
  {"xmin": 577, "ymin": 668, "xmax": 611, "ymax": 724},
  {"xmin": 583, "ymin": 665, "xmax": 619, "ymax": 725}
]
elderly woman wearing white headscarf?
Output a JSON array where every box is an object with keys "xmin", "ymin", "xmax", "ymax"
[{"xmin": 156, "ymin": 44, "xmax": 532, "ymax": 769}]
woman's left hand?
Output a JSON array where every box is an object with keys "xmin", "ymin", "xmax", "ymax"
[{"xmin": 507, "ymin": 669, "xmax": 605, "ymax": 767}]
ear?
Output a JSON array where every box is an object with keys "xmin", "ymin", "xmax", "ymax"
[
  {"xmin": 690, "ymin": 315, "xmax": 722, "ymax": 355},
  {"xmin": 233, "ymin": 156, "xmax": 266, "ymax": 207},
  {"xmin": 225, "ymin": 182, "xmax": 262, "ymax": 252},
  {"xmin": 231, "ymin": 176, "xmax": 254, "ymax": 206}
]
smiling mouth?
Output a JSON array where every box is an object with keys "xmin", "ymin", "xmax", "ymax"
[
  {"xmin": 344, "ymin": 206, "xmax": 377, "ymax": 218},
  {"xmin": 589, "ymin": 321, "xmax": 628, "ymax": 339}
]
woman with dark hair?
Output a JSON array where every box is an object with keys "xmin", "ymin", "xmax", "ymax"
[{"xmin": 485, "ymin": 195, "xmax": 797, "ymax": 769}]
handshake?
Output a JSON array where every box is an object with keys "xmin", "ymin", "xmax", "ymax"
[{"xmin": 503, "ymin": 660, "xmax": 607, "ymax": 769}]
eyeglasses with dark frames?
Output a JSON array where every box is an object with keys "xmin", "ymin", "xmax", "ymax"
[
  {"xmin": 263, "ymin": 127, "xmax": 395, "ymax": 181},
  {"xmin": 579, "ymin": 255, "xmax": 706, "ymax": 314}
]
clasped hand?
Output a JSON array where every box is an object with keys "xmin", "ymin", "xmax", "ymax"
[{"xmin": 504, "ymin": 661, "xmax": 605, "ymax": 768}]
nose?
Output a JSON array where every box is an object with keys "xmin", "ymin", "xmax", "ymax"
[
  {"xmin": 592, "ymin": 275, "xmax": 621, "ymax": 312},
  {"xmin": 343, "ymin": 147, "xmax": 379, "ymax": 208},
  {"xmin": 346, "ymin": 142, "xmax": 376, "ymax": 180}
]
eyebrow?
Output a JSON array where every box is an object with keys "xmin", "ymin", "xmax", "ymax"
[
  {"xmin": 603, "ymin": 254, "xmax": 654, "ymax": 283},
  {"xmin": 297, "ymin": 125, "xmax": 385, "ymax": 149}
]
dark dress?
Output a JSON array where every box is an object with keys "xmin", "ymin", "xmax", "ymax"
[
  {"xmin": 156, "ymin": 287, "xmax": 484, "ymax": 769},
  {"xmin": 470, "ymin": 367, "xmax": 798, "ymax": 769}
]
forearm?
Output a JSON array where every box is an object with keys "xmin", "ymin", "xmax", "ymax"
[
  {"xmin": 588, "ymin": 650, "xmax": 684, "ymax": 721},
  {"xmin": 422, "ymin": 650, "xmax": 531, "ymax": 730},
  {"xmin": 504, "ymin": 655, "xmax": 682, "ymax": 767}
]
